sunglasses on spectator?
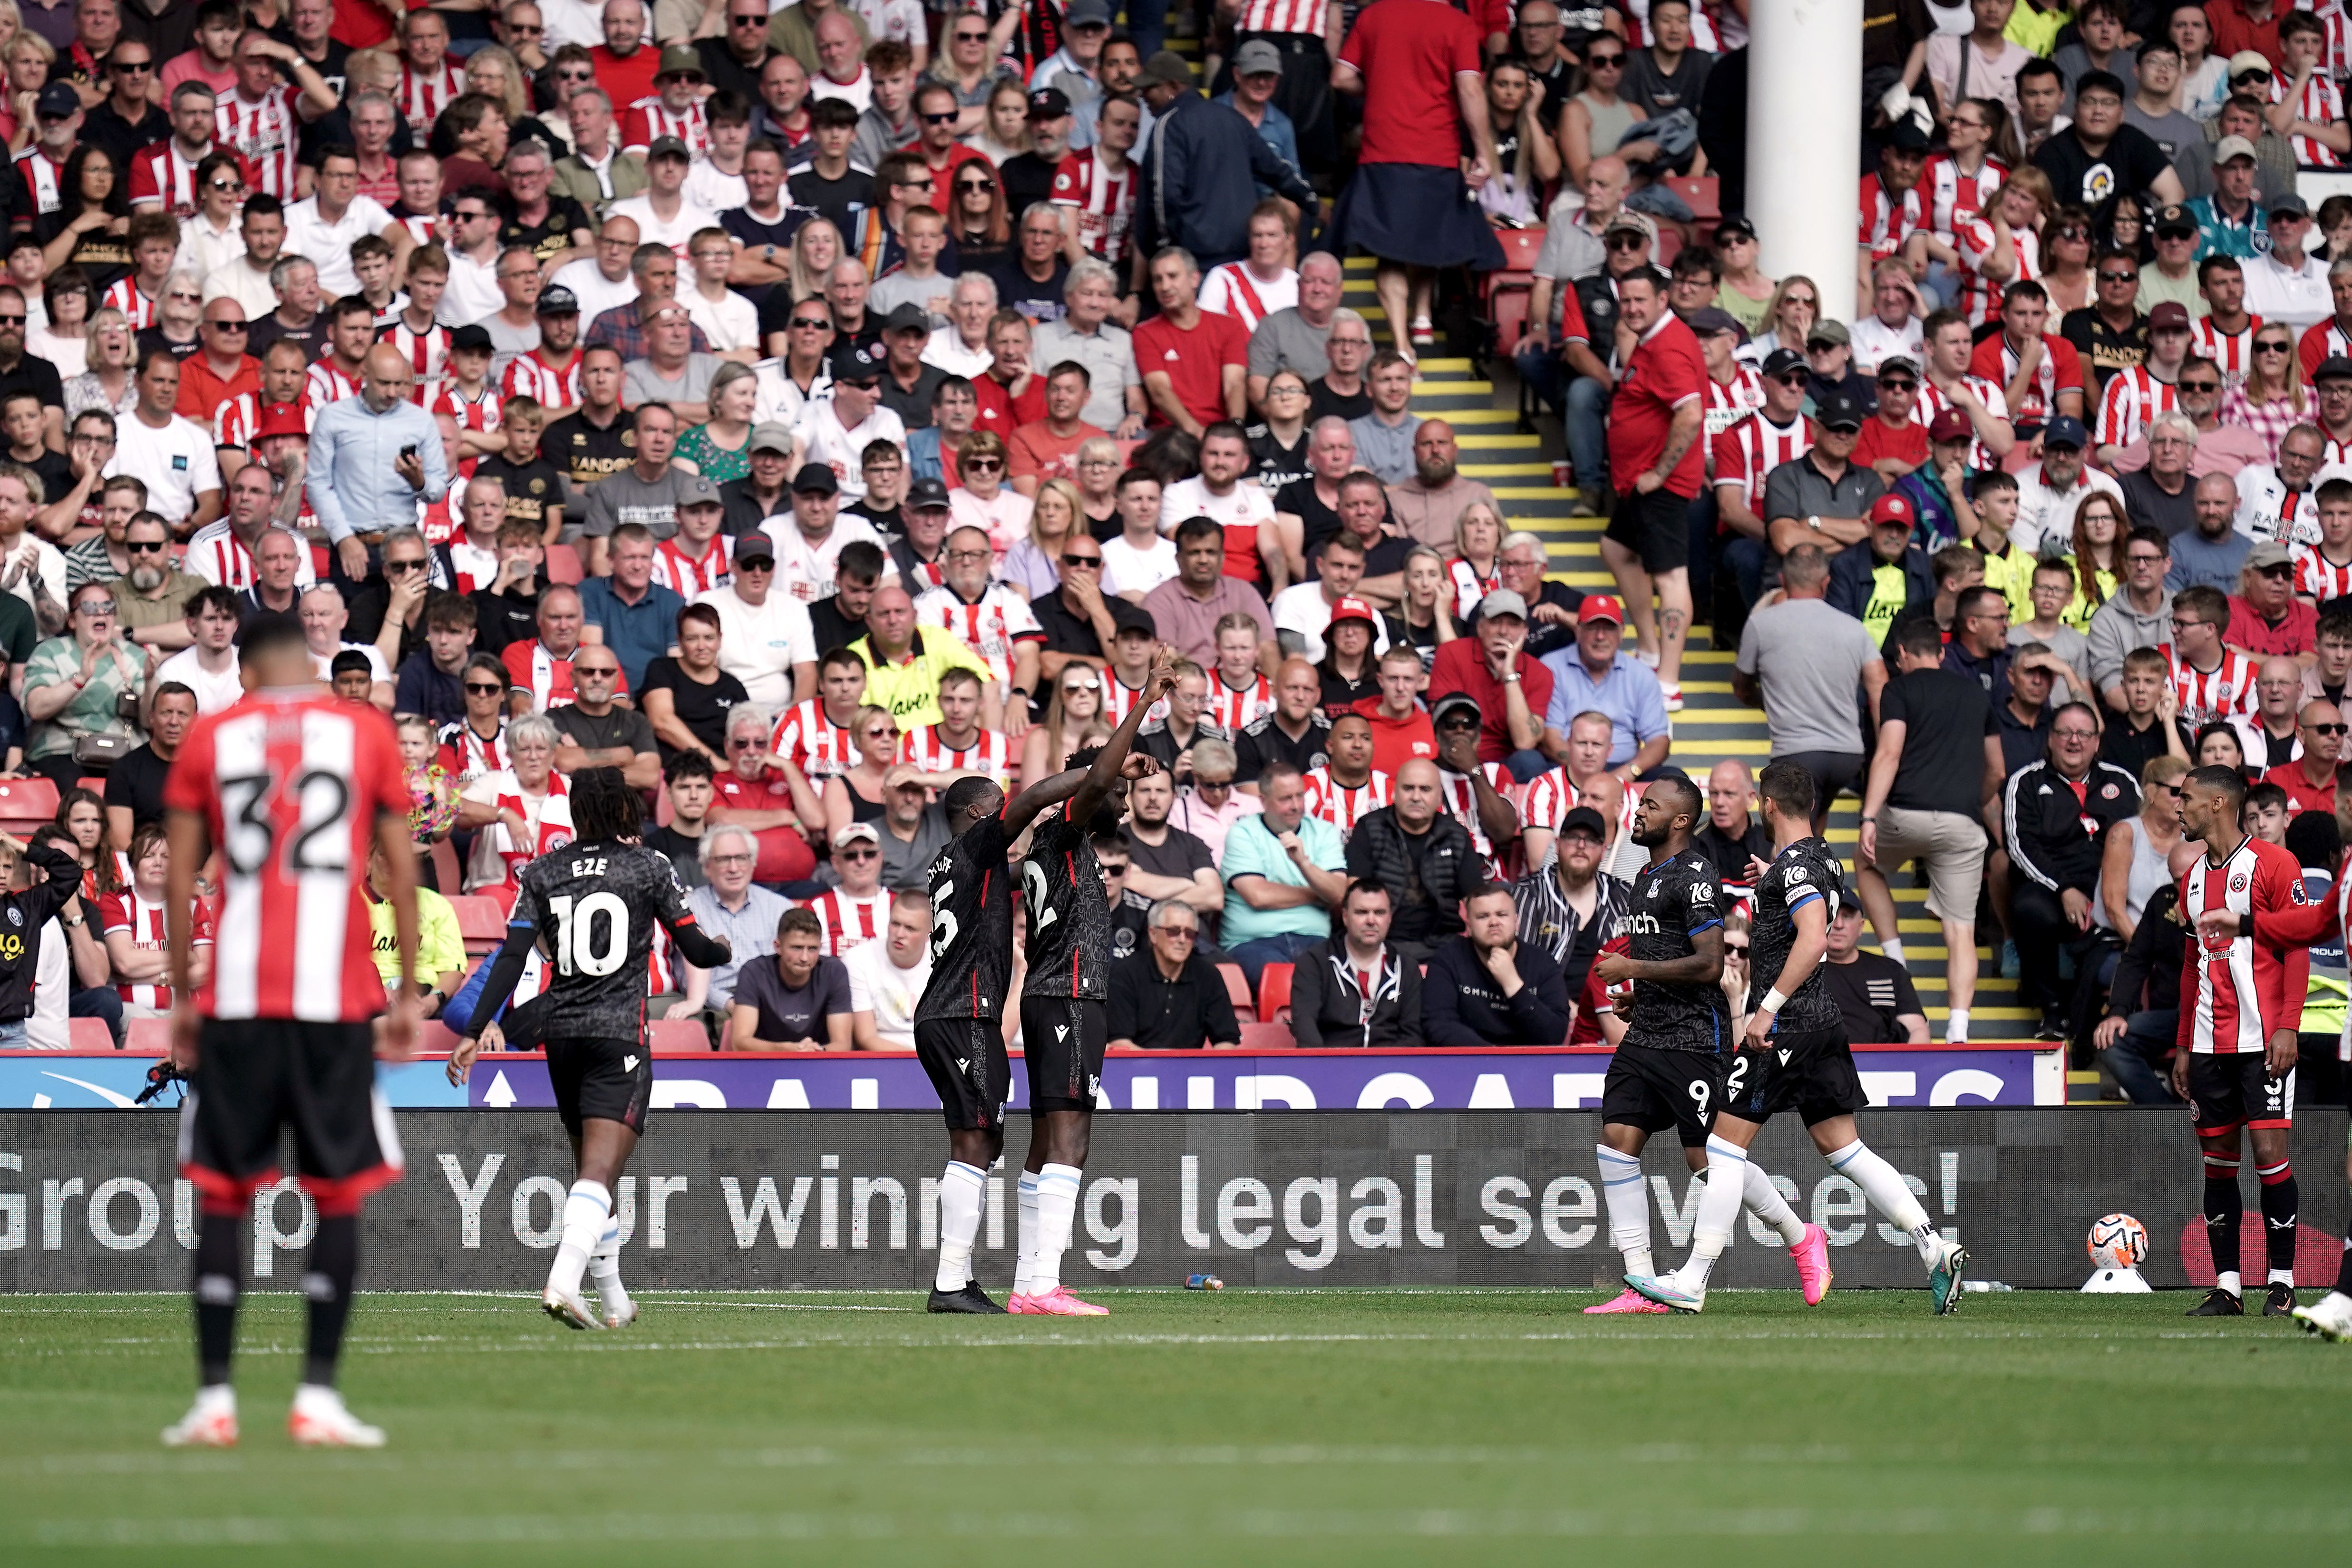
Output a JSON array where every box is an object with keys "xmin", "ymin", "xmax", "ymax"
[
  {"xmin": 206, "ymin": 318, "xmax": 247, "ymax": 331},
  {"xmin": 1585, "ymin": 51, "xmax": 1624, "ymax": 66},
  {"xmin": 1724, "ymin": 939, "xmax": 1749, "ymax": 954},
  {"xmin": 789, "ymin": 315, "xmax": 830, "ymax": 329},
  {"xmin": 465, "ymin": 682, "xmax": 504, "ymax": 694},
  {"xmin": 1157, "ymin": 925, "xmax": 1198, "ymax": 941},
  {"xmin": 2177, "ymin": 378, "xmax": 2220, "ymax": 392},
  {"xmin": 956, "ymin": 177, "xmax": 995, "ymax": 192},
  {"xmin": 2256, "ymin": 340, "xmax": 2292, "ymax": 352},
  {"xmin": 2310, "ymin": 722, "xmax": 2352, "ymax": 736},
  {"xmin": 111, "ymin": 58, "xmax": 152, "ymax": 73},
  {"xmin": 1877, "ymin": 376, "xmax": 1915, "ymax": 390},
  {"xmin": 507, "ymin": 19, "xmax": 544, "ymax": 31},
  {"xmin": 1770, "ymin": 371, "xmax": 1806, "ymax": 387},
  {"xmin": 123, "ymin": 540, "xmax": 165, "ymax": 555},
  {"xmin": 2098, "ymin": 270, "xmax": 2137, "ymax": 284},
  {"xmin": 205, "ymin": 178, "xmax": 241, "ymax": 193},
  {"xmin": 838, "ymin": 846, "xmax": 880, "ymax": 861},
  {"xmin": 954, "ymin": 26, "xmax": 988, "ymax": 39},
  {"xmin": 556, "ymin": 67, "xmax": 593, "ymax": 81},
  {"xmin": 922, "ymin": 110, "xmax": 960, "ymax": 124},
  {"xmin": 1605, "ymin": 234, "xmax": 1646, "ymax": 251},
  {"xmin": 1062, "ymin": 553, "xmax": 1101, "ymax": 568},
  {"xmin": 1196, "ymin": 779, "xmax": 1233, "ymax": 794},
  {"xmin": 0, "ymin": 314, "xmax": 24, "ymax": 327},
  {"xmin": 963, "ymin": 457, "xmax": 1003, "ymax": 472},
  {"xmin": 730, "ymin": 10, "xmax": 766, "ymax": 21}
]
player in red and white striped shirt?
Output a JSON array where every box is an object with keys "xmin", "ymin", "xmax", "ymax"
[
  {"xmin": 1919, "ymin": 312, "xmax": 2014, "ymax": 471},
  {"xmin": 800, "ymin": 827, "xmax": 893, "ymax": 954},
  {"xmin": 304, "ymin": 356, "xmax": 362, "ymax": 415},
  {"xmin": 652, "ymin": 529, "xmax": 734, "ymax": 596},
  {"xmin": 1235, "ymin": 0, "xmax": 1326, "ymax": 35},
  {"xmin": 500, "ymin": 327, "xmax": 583, "ymax": 412},
  {"xmin": 99, "ymin": 826, "xmax": 215, "ymax": 1014},
  {"xmin": 436, "ymin": 709, "xmax": 510, "ymax": 786},
  {"xmin": 103, "ymin": 268, "xmax": 167, "ymax": 331},
  {"xmin": 1301, "ymin": 715, "xmax": 1391, "ymax": 837},
  {"xmin": 379, "ymin": 312, "xmax": 453, "ymax": 387},
  {"xmin": 2191, "ymin": 262, "xmax": 2260, "ymax": 389},
  {"xmin": 1919, "ymin": 147, "xmax": 2006, "ymax": 239},
  {"xmin": 2273, "ymin": 15, "xmax": 2348, "ymax": 169},
  {"xmin": 621, "ymin": 93, "xmax": 709, "ymax": 157},
  {"xmin": 1709, "ymin": 398, "xmax": 1811, "ymax": 520},
  {"xmin": 157, "ymin": 614, "xmax": 420, "ymax": 1451},
  {"xmin": 128, "ymin": 123, "xmax": 247, "ymax": 218},
  {"xmin": 1207, "ymin": 620, "xmax": 1276, "ymax": 731},
  {"xmin": 1701, "ymin": 358, "xmax": 1765, "ymax": 444},
  {"xmin": 396, "ymin": 19, "xmax": 466, "ymax": 141},
  {"xmin": 1197, "ymin": 247, "xmax": 1297, "ymax": 335},
  {"xmin": 2171, "ymin": 591, "xmax": 2262, "ymax": 724},
  {"xmin": 1949, "ymin": 196, "xmax": 2041, "ymax": 329},
  {"xmin": 2093, "ymin": 357, "xmax": 2182, "ymax": 459},
  {"xmin": 216, "ymin": 35, "xmax": 335, "ymax": 202},
  {"xmin": 895, "ymin": 714, "xmax": 1015, "ymax": 789},
  {"xmin": 1050, "ymin": 139, "xmax": 1138, "ymax": 268},
  {"xmin": 1857, "ymin": 165, "xmax": 1924, "ymax": 263},
  {"xmin": 773, "ymin": 653, "xmax": 869, "ymax": 781},
  {"xmin": 913, "ymin": 571, "xmax": 1044, "ymax": 695}
]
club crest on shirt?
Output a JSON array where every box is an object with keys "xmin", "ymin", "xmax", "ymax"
[
  {"xmin": 2101, "ymin": 783, "xmax": 2119, "ymax": 799},
  {"xmin": 2232, "ymin": 872, "xmax": 2248, "ymax": 894}
]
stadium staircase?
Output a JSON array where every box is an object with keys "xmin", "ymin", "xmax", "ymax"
[{"xmin": 1334, "ymin": 257, "xmax": 2044, "ymax": 1050}]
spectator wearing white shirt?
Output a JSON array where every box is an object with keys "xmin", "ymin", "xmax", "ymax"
[
  {"xmin": 693, "ymin": 529, "xmax": 819, "ymax": 705},
  {"xmin": 681, "ymin": 225, "xmax": 759, "ymax": 357},
  {"xmin": 1850, "ymin": 259, "xmax": 1926, "ymax": 375},
  {"xmin": 299, "ymin": 583, "xmax": 394, "ymax": 707},
  {"xmin": 0, "ymin": 462, "xmax": 67, "ymax": 633},
  {"xmin": 1271, "ymin": 537, "xmax": 1390, "ymax": 664},
  {"xmin": 278, "ymin": 147, "xmax": 409, "ymax": 298},
  {"xmin": 549, "ymin": 213, "xmax": 646, "ymax": 328},
  {"xmin": 437, "ymin": 191, "xmax": 509, "ymax": 327},
  {"xmin": 105, "ymin": 353, "xmax": 223, "ymax": 532},
  {"xmin": 1101, "ymin": 466, "xmax": 1176, "ymax": 600},
  {"xmin": 2242, "ymin": 191, "xmax": 2331, "ymax": 329},
  {"xmin": 763, "ymin": 462, "xmax": 890, "ymax": 603},
  {"xmin": 923, "ymin": 272, "xmax": 997, "ymax": 378},
  {"xmin": 609, "ymin": 135, "xmax": 721, "ymax": 258},
  {"xmin": 844, "ymin": 887, "xmax": 933, "ymax": 1049},
  {"xmin": 2006, "ymin": 415, "xmax": 2122, "ymax": 555},
  {"xmin": 1198, "ymin": 204, "xmax": 1301, "ymax": 331},
  {"xmin": 151, "ymin": 584, "xmax": 244, "ymax": 714},
  {"xmin": 1157, "ymin": 423, "xmax": 1281, "ymax": 590},
  {"xmin": 790, "ymin": 338, "xmax": 908, "ymax": 500},
  {"xmin": 2234, "ymin": 423, "xmax": 2325, "ymax": 545}
]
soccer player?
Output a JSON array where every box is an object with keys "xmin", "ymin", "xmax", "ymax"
[
  {"xmin": 1625, "ymin": 762, "xmax": 1969, "ymax": 1315},
  {"xmin": 159, "ymin": 613, "xmax": 422, "ymax": 1450},
  {"xmin": 1585, "ymin": 773, "xmax": 1820, "ymax": 1315},
  {"xmin": 918, "ymin": 646, "xmax": 1177, "ymax": 1314},
  {"xmin": 446, "ymin": 767, "xmax": 733, "ymax": 1331},
  {"xmin": 2173, "ymin": 764, "xmax": 2311, "ymax": 1318}
]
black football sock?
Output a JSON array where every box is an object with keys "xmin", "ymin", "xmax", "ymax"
[
  {"xmin": 301, "ymin": 1214, "xmax": 360, "ymax": 1389},
  {"xmin": 2256, "ymin": 1159, "xmax": 2299, "ymax": 1282},
  {"xmin": 2203, "ymin": 1153, "xmax": 2244, "ymax": 1290},
  {"xmin": 193, "ymin": 1207, "xmax": 242, "ymax": 1387}
]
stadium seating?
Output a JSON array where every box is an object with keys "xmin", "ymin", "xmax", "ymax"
[
  {"xmin": 1239, "ymin": 1021, "xmax": 1293, "ymax": 1050},
  {"xmin": 68, "ymin": 1017, "xmax": 112, "ymax": 1050},
  {"xmin": 447, "ymin": 896, "xmax": 509, "ymax": 955},
  {"xmin": 0, "ymin": 777, "xmax": 58, "ymax": 834},
  {"xmin": 1257, "ymin": 964, "xmax": 1293, "ymax": 1025},
  {"xmin": 1217, "ymin": 962, "xmax": 1254, "ymax": 1024},
  {"xmin": 1660, "ymin": 175, "xmax": 1719, "ymax": 221},
  {"xmin": 544, "ymin": 544, "xmax": 585, "ymax": 584},
  {"xmin": 649, "ymin": 1018, "xmax": 711, "ymax": 1053}
]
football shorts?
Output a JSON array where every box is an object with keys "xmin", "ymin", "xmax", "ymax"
[
  {"xmin": 1719, "ymin": 1023, "xmax": 1872, "ymax": 1127},
  {"xmin": 1599, "ymin": 1046, "xmax": 1723, "ymax": 1147},
  {"xmin": 2187, "ymin": 1052, "xmax": 2296, "ymax": 1138},
  {"xmin": 1020, "ymin": 995, "xmax": 1108, "ymax": 1112},
  {"xmin": 178, "ymin": 1018, "xmax": 401, "ymax": 1213},
  {"xmin": 915, "ymin": 1015, "xmax": 1010, "ymax": 1131},
  {"xmin": 545, "ymin": 1034, "xmax": 653, "ymax": 1137}
]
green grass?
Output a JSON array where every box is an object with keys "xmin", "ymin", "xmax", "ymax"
[{"xmin": 6, "ymin": 1288, "xmax": 2352, "ymax": 1565}]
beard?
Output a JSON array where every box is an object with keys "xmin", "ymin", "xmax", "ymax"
[
  {"xmin": 129, "ymin": 562, "xmax": 165, "ymax": 593},
  {"xmin": 1415, "ymin": 457, "xmax": 1456, "ymax": 487}
]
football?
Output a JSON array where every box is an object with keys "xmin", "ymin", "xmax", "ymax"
[{"xmin": 2087, "ymin": 1213, "xmax": 2150, "ymax": 1271}]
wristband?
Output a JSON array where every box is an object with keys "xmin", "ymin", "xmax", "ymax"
[{"xmin": 1760, "ymin": 988, "xmax": 1788, "ymax": 1015}]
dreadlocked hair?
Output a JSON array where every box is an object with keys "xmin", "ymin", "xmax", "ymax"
[{"xmin": 568, "ymin": 766, "xmax": 643, "ymax": 843}]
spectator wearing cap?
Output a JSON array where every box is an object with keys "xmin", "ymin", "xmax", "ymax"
[
  {"xmin": 1536, "ymin": 594, "xmax": 1668, "ymax": 779},
  {"xmin": 1424, "ymin": 589, "xmax": 1554, "ymax": 781},
  {"xmin": 2008, "ymin": 415, "xmax": 2124, "ymax": 555},
  {"xmin": 1802, "ymin": 320, "xmax": 1875, "ymax": 415},
  {"xmin": 609, "ymin": 134, "xmax": 720, "ymax": 262},
  {"xmin": 692, "ymin": 528, "xmax": 820, "ymax": 706},
  {"xmin": 994, "ymin": 84, "xmax": 1077, "ymax": 220},
  {"xmin": 579, "ymin": 517, "xmax": 689, "ymax": 689},
  {"xmin": 1827, "ymin": 493, "xmax": 1935, "ymax": 647},
  {"xmin": 2031, "ymin": 69, "xmax": 2186, "ymax": 214},
  {"xmin": 2095, "ymin": 305, "xmax": 2194, "ymax": 475},
  {"xmin": 2137, "ymin": 203, "xmax": 2206, "ymax": 316},
  {"xmin": 1853, "ymin": 353, "xmax": 1928, "ymax": 485},
  {"xmin": 721, "ymin": 421, "xmax": 798, "ymax": 539},
  {"xmin": 2229, "ymin": 541, "xmax": 2319, "ymax": 658},
  {"xmin": 1761, "ymin": 389, "xmax": 1884, "ymax": 561},
  {"xmin": 1216, "ymin": 39, "xmax": 1302, "ymax": 194},
  {"xmin": 1885, "ymin": 408, "xmax": 1981, "ymax": 553},
  {"xmin": 578, "ymin": 401, "xmax": 691, "ymax": 576},
  {"xmin": 1135, "ymin": 51, "xmax": 1319, "ymax": 274},
  {"xmin": 1734, "ymin": 543, "xmax": 1888, "ymax": 830},
  {"xmin": 873, "ymin": 303, "xmax": 947, "ymax": 430},
  {"xmin": 2187, "ymin": 135, "xmax": 2268, "ymax": 259},
  {"xmin": 766, "ymin": 461, "xmax": 890, "ymax": 604},
  {"xmin": 887, "ymin": 476, "xmax": 955, "ymax": 591},
  {"xmin": 790, "ymin": 339, "xmax": 909, "ymax": 503},
  {"xmin": 2246, "ymin": 189, "xmax": 2332, "ymax": 326},
  {"xmin": 622, "ymin": 300, "xmax": 723, "ymax": 422}
]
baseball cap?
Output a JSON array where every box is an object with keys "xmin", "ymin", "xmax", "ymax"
[
  {"xmin": 2316, "ymin": 356, "xmax": 2352, "ymax": 384},
  {"xmin": 1760, "ymin": 346, "xmax": 1806, "ymax": 379},
  {"xmin": 791, "ymin": 462, "xmax": 839, "ymax": 495},
  {"xmin": 2214, "ymin": 134, "xmax": 2259, "ymax": 165},
  {"xmin": 1110, "ymin": 601, "xmax": 1157, "ymax": 638},
  {"xmin": 2227, "ymin": 49, "xmax": 2272, "ymax": 78},
  {"xmin": 646, "ymin": 135, "xmax": 692, "ymax": 162},
  {"xmin": 2271, "ymin": 191, "xmax": 2312, "ymax": 219},
  {"xmin": 656, "ymin": 43, "xmax": 704, "ymax": 78},
  {"xmin": 1431, "ymin": 692, "xmax": 1482, "ymax": 726},
  {"xmin": 1478, "ymin": 589, "xmax": 1530, "ymax": 622},
  {"xmin": 1602, "ymin": 209, "xmax": 1656, "ymax": 244},
  {"xmin": 1869, "ymin": 492, "xmax": 1915, "ymax": 530},
  {"xmin": 1815, "ymin": 391, "xmax": 1866, "ymax": 432},
  {"xmin": 1806, "ymin": 320, "xmax": 1851, "ymax": 349},
  {"xmin": 2148, "ymin": 301, "xmax": 2193, "ymax": 331},
  {"xmin": 1713, "ymin": 214, "xmax": 1759, "ymax": 244},
  {"xmin": 827, "ymin": 338, "xmax": 885, "ymax": 381},
  {"xmin": 1064, "ymin": 0, "xmax": 1112, "ymax": 25},
  {"xmin": 1685, "ymin": 306, "xmax": 1744, "ymax": 339},
  {"xmin": 732, "ymin": 531, "xmax": 776, "ymax": 563},
  {"xmin": 1027, "ymin": 85, "xmax": 1071, "ymax": 119},
  {"xmin": 254, "ymin": 402, "xmax": 306, "ymax": 441},
  {"xmin": 1882, "ymin": 114, "xmax": 1930, "ymax": 152},
  {"xmin": 1558, "ymin": 805, "xmax": 1608, "ymax": 841},
  {"xmin": 905, "ymin": 476, "xmax": 952, "ymax": 510},
  {"xmin": 449, "ymin": 323, "xmax": 493, "ymax": 353},
  {"xmin": 1136, "ymin": 50, "xmax": 1194, "ymax": 88},
  {"xmin": 34, "ymin": 83, "xmax": 76, "ymax": 120},
  {"xmin": 749, "ymin": 421, "xmax": 794, "ymax": 456},
  {"xmin": 1328, "ymin": 595, "xmax": 1377, "ymax": 627},
  {"xmin": 882, "ymin": 302, "xmax": 930, "ymax": 335},
  {"xmin": 678, "ymin": 475, "xmax": 722, "ymax": 507},
  {"xmin": 2152, "ymin": 204, "xmax": 2197, "ymax": 238},
  {"xmin": 2248, "ymin": 541, "xmax": 2295, "ymax": 571},
  {"xmin": 1927, "ymin": 407, "xmax": 1973, "ymax": 443},
  {"xmin": 2042, "ymin": 414, "xmax": 2089, "ymax": 450},
  {"xmin": 832, "ymin": 821, "xmax": 881, "ymax": 849},
  {"xmin": 1233, "ymin": 39, "xmax": 1284, "ymax": 75},
  {"xmin": 1578, "ymin": 594, "xmax": 1625, "ymax": 626},
  {"xmin": 534, "ymin": 284, "xmax": 579, "ymax": 317},
  {"xmin": 1876, "ymin": 354, "xmax": 1920, "ymax": 380}
]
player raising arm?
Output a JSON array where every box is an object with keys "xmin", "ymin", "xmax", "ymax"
[
  {"xmin": 1626, "ymin": 762, "xmax": 1969, "ymax": 1316},
  {"xmin": 446, "ymin": 768, "xmax": 733, "ymax": 1332},
  {"xmin": 160, "ymin": 612, "xmax": 422, "ymax": 1450},
  {"xmin": 917, "ymin": 646, "xmax": 1178, "ymax": 1314}
]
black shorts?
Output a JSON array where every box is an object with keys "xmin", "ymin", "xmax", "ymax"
[
  {"xmin": 1603, "ymin": 484, "xmax": 1690, "ymax": 575},
  {"xmin": 915, "ymin": 1015, "xmax": 1010, "ymax": 1131},
  {"xmin": 545, "ymin": 1035, "xmax": 652, "ymax": 1137},
  {"xmin": 178, "ymin": 1018, "xmax": 400, "ymax": 1214},
  {"xmin": 1779, "ymin": 750, "xmax": 1867, "ymax": 813},
  {"xmin": 1718, "ymin": 1023, "xmax": 1871, "ymax": 1128},
  {"xmin": 1600, "ymin": 1047, "xmax": 1722, "ymax": 1147},
  {"xmin": 1020, "ymin": 995, "xmax": 1108, "ymax": 1112},
  {"xmin": 2187, "ymin": 1052, "xmax": 2296, "ymax": 1137}
]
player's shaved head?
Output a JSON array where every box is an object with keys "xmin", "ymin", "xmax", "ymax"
[
  {"xmin": 943, "ymin": 774, "xmax": 1002, "ymax": 826},
  {"xmin": 234, "ymin": 610, "xmax": 311, "ymax": 684}
]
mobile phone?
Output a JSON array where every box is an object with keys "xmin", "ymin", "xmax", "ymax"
[{"xmin": 399, "ymin": 444, "xmax": 418, "ymax": 460}]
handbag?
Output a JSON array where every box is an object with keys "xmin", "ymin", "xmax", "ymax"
[{"xmin": 72, "ymin": 733, "xmax": 135, "ymax": 767}]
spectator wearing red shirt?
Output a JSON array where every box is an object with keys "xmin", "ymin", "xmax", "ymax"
[
  {"xmin": 1007, "ymin": 362, "xmax": 1107, "ymax": 496},
  {"xmin": 1362, "ymin": 643, "xmax": 1439, "ymax": 777},
  {"xmin": 2262, "ymin": 698, "xmax": 2343, "ymax": 813},
  {"xmin": 1133, "ymin": 248, "xmax": 1249, "ymax": 435},
  {"xmin": 2206, "ymin": 0, "xmax": 2286, "ymax": 70},
  {"xmin": 1329, "ymin": 0, "xmax": 1504, "ymax": 356},
  {"xmin": 1967, "ymin": 281, "xmax": 2087, "ymax": 434},
  {"xmin": 1426, "ymin": 588, "xmax": 1555, "ymax": 779},
  {"xmin": 1855, "ymin": 354, "xmax": 1930, "ymax": 482},
  {"xmin": 2229, "ymin": 543, "xmax": 2321, "ymax": 659},
  {"xmin": 1599, "ymin": 270, "xmax": 1706, "ymax": 713},
  {"xmin": 972, "ymin": 309, "xmax": 1049, "ymax": 439}
]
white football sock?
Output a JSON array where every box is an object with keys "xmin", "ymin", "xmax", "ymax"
[
  {"xmin": 2269, "ymin": 1268, "xmax": 2295, "ymax": 1287},
  {"xmin": 935, "ymin": 1161, "xmax": 988, "ymax": 1293},
  {"xmin": 1012, "ymin": 1170, "xmax": 1040, "ymax": 1298},
  {"xmin": 1825, "ymin": 1140, "xmax": 1941, "ymax": 1266},
  {"xmin": 1881, "ymin": 938, "xmax": 1906, "ymax": 967},
  {"xmin": 2216, "ymin": 1270, "xmax": 2242, "ymax": 1299},
  {"xmin": 1677, "ymin": 1137, "xmax": 1749, "ymax": 1290},
  {"xmin": 1944, "ymin": 1008, "xmax": 1970, "ymax": 1044},
  {"xmin": 1031, "ymin": 1163, "xmax": 1082, "ymax": 1295},
  {"xmin": 547, "ymin": 1180, "xmax": 609, "ymax": 1300},
  {"xmin": 1742, "ymin": 1159, "xmax": 1807, "ymax": 1246},
  {"xmin": 1596, "ymin": 1145, "xmax": 1652, "ymax": 1279},
  {"xmin": 588, "ymin": 1217, "xmax": 630, "ymax": 1318}
]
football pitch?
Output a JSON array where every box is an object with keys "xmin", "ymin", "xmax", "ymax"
[{"xmin": 6, "ymin": 1288, "xmax": 2352, "ymax": 1565}]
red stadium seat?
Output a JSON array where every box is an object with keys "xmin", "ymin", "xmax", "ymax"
[
  {"xmin": 126, "ymin": 1017, "xmax": 171, "ymax": 1055},
  {"xmin": 1257, "ymin": 963, "xmax": 1293, "ymax": 1024},
  {"xmin": 1217, "ymin": 962, "xmax": 1254, "ymax": 1024},
  {"xmin": 0, "ymin": 777, "xmax": 58, "ymax": 834},
  {"xmin": 649, "ymin": 1018, "xmax": 711, "ymax": 1053},
  {"xmin": 1239, "ymin": 1021, "xmax": 1294, "ymax": 1050},
  {"xmin": 1490, "ymin": 224, "xmax": 1545, "ymax": 276},
  {"xmin": 1661, "ymin": 175, "xmax": 1720, "ymax": 222},
  {"xmin": 544, "ymin": 543, "xmax": 585, "ymax": 584},
  {"xmin": 68, "ymin": 1017, "xmax": 114, "ymax": 1050},
  {"xmin": 1655, "ymin": 227, "xmax": 1682, "ymax": 265},
  {"xmin": 447, "ymin": 895, "xmax": 509, "ymax": 954},
  {"xmin": 76, "ymin": 777, "xmax": 107, "ymax": 794}
]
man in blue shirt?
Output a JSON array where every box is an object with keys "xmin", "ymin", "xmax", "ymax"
[
  {"xmin": 1538, "ymin": 596, "xmax": 1672, "ymax": 776},
  {"xmin": 1215, "ymin": 41, "xmax": 1300, "ymax": 198},
  {"xmin": 578, "ymin": 516, "xmax": 689, "ymax": 690},
  {"xmin": 1218, "ymin": 759, "xmax": 1349, "ymax": 990},
  {"xmin": 305, "ymin": 344, "xmax": 449, "ymax": 584}
]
